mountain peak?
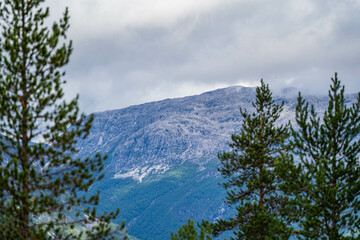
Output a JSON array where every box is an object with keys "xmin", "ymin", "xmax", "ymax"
[{"xmin": 78, "ymin": 86, "xmax": 359, "ymax": 239}]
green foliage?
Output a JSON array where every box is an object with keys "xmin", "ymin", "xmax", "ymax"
[
  {"xmin": 0, "ymin": 0, "xmax": 121, "ymax": 239},
  {"xmin": 171, "ymin": 219, "xmax": 212, "ymax": 240},
  {"xmin": 213, "ymin": 80, "xmax": 297, "ymax": 239},
  {"xmin": 88, "ymin": 160, "xmax": 228, "ymax": 240},
  {"xmin": 291, "ymin": 73, "xmax": 360, "ymax": 239}
]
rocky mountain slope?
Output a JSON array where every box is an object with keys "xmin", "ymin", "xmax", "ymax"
[{"xmin": 74, "ymin": 86, "xmax": 358, "ymax": 239}]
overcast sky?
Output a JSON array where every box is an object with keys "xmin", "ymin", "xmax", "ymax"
[{"xmin": 50, "ymin": 0, "xmax": 360, "ymax": 114}]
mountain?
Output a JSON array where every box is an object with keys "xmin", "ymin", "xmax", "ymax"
[{"xmin": 74, "ymin": 86, "xmax": 358, "ymax": 239}]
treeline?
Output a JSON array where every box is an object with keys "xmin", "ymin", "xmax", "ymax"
[{"xmin": 171, "ymin": 75, "xmax": 360, "ymax": 240}]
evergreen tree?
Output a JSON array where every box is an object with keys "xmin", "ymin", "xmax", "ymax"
[
  {"xmin": 171, "ymin": 219, "xmax": 212, "ymax": 240},
  {"xmin": 213, "ymin": 80, "xmax": 297, "ymax": 239},
  {"xmin": 0, "ymin": 0, "xmax": 121, "ymax": 239},
  {"xmin": 292, "ymin": 73, "xmax": 360, "ymax": 239}
]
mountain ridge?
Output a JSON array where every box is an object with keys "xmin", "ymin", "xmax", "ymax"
[
  {"xmin": 75, "ymin": 84, "xmax": 336, "ymax": 181},
  {"xmin": 75, "ymin": 85, "xmax": 358, "ymax": 239}
]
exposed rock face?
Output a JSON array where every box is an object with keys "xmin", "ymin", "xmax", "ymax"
[{"xmin": 73, "ymin": 86, "xmax": 358, "ymax": 239}]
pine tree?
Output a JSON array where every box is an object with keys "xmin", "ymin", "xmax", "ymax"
[
  {"xmin": 212, "ymin": 80, "xmax": 297, "ymax": 239},
  {"xmin": 0, "ymin": 0, "xmax": 121, "ymax": 239},
  {"xmin": 171, "ymin": 219, "xmax": 213, "ymax": 240},
  {"xmin": 292, "ymin": 73, "xmax": 360, "ymax": 239}
]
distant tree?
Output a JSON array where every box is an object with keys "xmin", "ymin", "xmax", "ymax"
[
  {"xmin": 0, "ymin": 0, "xmax": 121, "ymax": 239},
  {"xmin": 171, "ymin": 219, "xmax": 212, "ymax": 240},
  {"xmin": 212, "ymin": 80, "xmax": 298, "ymax": 239},
  {"xmin": 292, "ymin": 73, "xmax": 360, "ymax": 239}
]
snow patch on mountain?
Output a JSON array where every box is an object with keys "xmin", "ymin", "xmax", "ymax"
[
  {"xmin": 113, "ymin": 164, "xmax": 170, "ymax": 183},
  {"xmin": 97, "ymin": 134, "xmax": 103, "ymax": 146}
]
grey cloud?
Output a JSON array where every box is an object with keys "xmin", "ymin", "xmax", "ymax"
[{"xmin": 60, "ymin": 0, "xmax": 360, "ymax": 113}]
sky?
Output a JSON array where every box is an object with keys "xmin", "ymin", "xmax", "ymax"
[{"xmin": 49, "ymin": 0, "xmax": 360, "ymax": 114}]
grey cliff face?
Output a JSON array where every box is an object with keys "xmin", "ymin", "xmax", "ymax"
[{"xmin": 74, "ymin": 85, "xmax": 358, "ymax": 183}]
